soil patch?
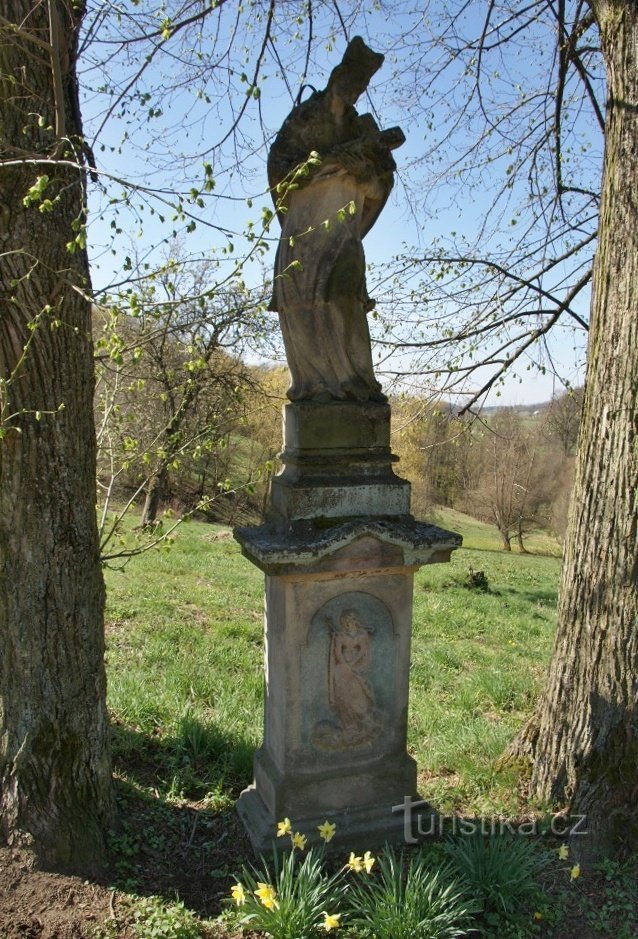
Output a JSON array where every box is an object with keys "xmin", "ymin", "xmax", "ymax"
[{"xmin": 0, "ymin": 847, "xmax": 113, "ymax": 938}]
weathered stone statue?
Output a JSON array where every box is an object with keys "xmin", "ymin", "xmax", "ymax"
[
  {"xmin": 234, "ymin": 38, "xmax": 460, "ymax": 857},
  {"xmin": 267, "ymin": 36, "xmax": 405, "ymax": 403}
]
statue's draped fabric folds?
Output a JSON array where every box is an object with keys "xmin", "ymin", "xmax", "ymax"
[{"xmin": 267, "ymin": 37, "xmax": 405, "ymax": 403}]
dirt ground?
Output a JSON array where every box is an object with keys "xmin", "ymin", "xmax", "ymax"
[
  {"xmin": 0, "ymin": 846, "xmax": 114, "ymax": 938},
  {"xmin": 0, "ymin": 788, "xmax": 254, "ymax": 939},
  {"xmin": 0, "ymin": 843, "xmax": 260, "ymax": 938}
]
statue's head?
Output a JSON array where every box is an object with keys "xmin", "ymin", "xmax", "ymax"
[
  {"xmin": 327, "ymin": 37, "xmax": 384, "ymax": 108},
  {"xmin": 334, "ymin": 609, "xmax": 371, "ymax": 667},
  {"xmin": 338, "ymin": 608, "xmax": 374, "ymax": 637}
]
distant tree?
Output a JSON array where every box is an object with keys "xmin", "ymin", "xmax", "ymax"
[
  {"xmin": 0, "ymin": 2, "xmax": 111, "ymax": 871},
  {"xmin": 543, "ymin": 387, "xmax": 584, "ymax": 456},
  {"xmin": 240, "ymin": 365, "xmax": 289, "ymax": 519},
  {"xmin": 392, "ymin": 398, "xmax": 472, "ymax": 517},
  {"xmin": 134, "ymin": 285, "xmax": 263, "ymax": 529},
  {"xmin": 95, "ymin": 274, "xmax": 269, "ymax": 552},
  {"xmin": 464, "ymin": 410, "xmax": 541, "ymax": 551}
]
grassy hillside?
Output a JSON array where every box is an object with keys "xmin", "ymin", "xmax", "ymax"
[
  {"xmin": 429, "ymin": 505, "xmax": 562, "ymax": 556},
  {"xmin": 104, "ymin": 516, "xmax": 560, "ymax": 817}
]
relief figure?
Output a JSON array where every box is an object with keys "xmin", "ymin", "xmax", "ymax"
[{"xmin": 312, "ymin": 608, "xmax": 383, "ymax": 751}]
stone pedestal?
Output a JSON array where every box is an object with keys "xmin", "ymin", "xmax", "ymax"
[
  {"xmin": 269, "ymin": 401, "xmax": 410, "ymax": 522},
  {"xmin": 234, "ymin": 402, "xmax": 460, "ymax": 853}
]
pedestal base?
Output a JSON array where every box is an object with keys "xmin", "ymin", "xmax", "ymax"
[
  {"xmin": 270, "ymin": 401, "xmax": 410, "ymax": 523},
  {"xmin": 251, "ymin": 742, "xmax": 417, "ymax": 817},
  {"xmin": 237, "ymin": 783, "xmax": 427, "ymax": 856},
  {"xmin": 233, "ymin": 401, "xmax": 461, "ymax": 856}
]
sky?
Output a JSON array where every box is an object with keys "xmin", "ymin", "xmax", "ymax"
[{"xmin": 80, "ymin": 0, "xmax": 601, "ymax": 407}]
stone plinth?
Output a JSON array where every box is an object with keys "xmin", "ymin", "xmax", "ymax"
[
  {"xmin": 270, "ymin": 402, "xmax": 411, "ymax": 522},
  {"xmin": 234, "ymin": 402, "xmax": 461, "ymax": 854}
]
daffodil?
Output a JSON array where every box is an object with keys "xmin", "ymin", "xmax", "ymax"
[
  {"xmin": 558, "ymin": 843, "xmax": 569, "ymax": 860},
  {"xmin": 277, "ymin": 817, "xmax": 292, "ymax": 837},
  {"xmin": 292, "ymin": 831, "xmax": 307, "ymax": 850},
  {"xmin": 570, "ymin": 863, "xmax": 581, "ymax": 880},
  {"xmin": 255, "ymin": 882, "xmax": 279, "ymax": 910},
  {"xmin": 318, "ymin": 820, "xmax": 336, "ymax": 843},
  {"xmin": 347, "ymin": 852, "xmax": 364, "ymax": 872},
  {"xmin": 230, "ymin": 882, "xmax": 246, "ymax": 906},
  {"xmin": 533, "ymin": 911, "xmax": 543, "ymax": 921},
  {"xmin": 322, "ymin": 912, "xmax": 341, "ymax": 932},
  {"xmin": 363, "ymin": 850, "xmax": 375, "ymax": 873}
]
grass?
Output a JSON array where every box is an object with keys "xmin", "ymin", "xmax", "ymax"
[
  {"xmin": 101, "ymin": 510, "xmax": 637, "ymax": 937},
  {"xmin": 106, "ymin": 520, "xmax": 263, "ymax": 805},
  {"xmin": 411, "ymin": 544, "xmax": 559, "ymax": 814},
  {"xmin": 104, "ymin": 510, "xmax": 560, "ymax": 817}
]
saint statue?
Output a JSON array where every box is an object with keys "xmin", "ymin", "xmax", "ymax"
[
  {"xmin": 312, "ymin": 608, "xmax": 382, "ymax": 750},
  {"xmin": 267, "ymin": 37, "xmax": 405, "ymax": 403}
]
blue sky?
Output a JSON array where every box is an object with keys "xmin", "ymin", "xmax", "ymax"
[{"xmin": 81, "ymin": 0, "xmax": 601, "ymax": 406}]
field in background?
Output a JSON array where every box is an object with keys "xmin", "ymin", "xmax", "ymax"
[
  {"xmin": 105, "ymin": 508, "xmax": 561, "ymax": 820},
  {"xmin": 430, "ymin": 505, "xmax": 563, "ymax": 557},
  {"xmin": 99, "ymin": 515, "xmax": 638, "ymax": 937}
]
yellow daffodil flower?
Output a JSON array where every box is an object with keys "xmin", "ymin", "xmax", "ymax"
[
  {"xmin": 231, "ymin": 882, "xmax": 246, "ymax": 906},
  {"xmin": 277, "ymin": 817, "xmax": 292, "ymax": 837},
  {"xmin": 570, "ymin": 863, "xmax": 581, "ymax": 880},
  {"xmin": 322, "ymin": 912, "xmax": 341, "ymax": 931},
  {"xmin": 292, "ymin": 831, "xmax": 307, "ymax": 850},
  {"xmin": 255, "ymin": 882, "xmax": 279, "ymax": 909},
  {"xmin": 533, "ymin": 911, "xmax": 543, "ymax": 921},
  {"xmin": 318, "ymin": 820, "xmax": 336, "ymax": 843},
  {"xmin": 558, "ymin": 844, "xmax": 569, "ymax": 860},
  {"xmin": 363, "ymin": 850, "xmax": 375, "ymax": 873},
  {"xmin": 347, "ymin": 852, "xmax": 364, "ymax": 872}
]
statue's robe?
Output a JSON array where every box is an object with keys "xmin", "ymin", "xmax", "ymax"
[{"xmin": 267, "ymin": 91, "xmax": 395, "ymax": 403}]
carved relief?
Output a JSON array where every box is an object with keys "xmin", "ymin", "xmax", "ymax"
[{"xmin": 312, "ymin": 607, "xmax": 383, "ymax": 750}]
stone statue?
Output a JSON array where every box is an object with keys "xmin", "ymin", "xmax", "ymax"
[
  {"xmin": 267, "ymin": 37, "xmax": 405, "ymax": 403},
  {"xmin": 312, "ymin": 608, "xmax": 382, "ymax": 750}
]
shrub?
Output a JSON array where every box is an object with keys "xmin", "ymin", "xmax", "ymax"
[
  {"xmin": 444, "ymin": 834, "xmax": 549, "ymax": 927},
  {"xmin": 345, "ymin": 847, "xmax": 474, "ymax": 939}
]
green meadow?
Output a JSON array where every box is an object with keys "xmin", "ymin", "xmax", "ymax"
[
  {"xmin": 102, "ymin": 512, "xmax": 638, "ymax": 937},
  {"xmin": 104, "ymin": 509, "xmax": 560, "ymax": 818}
]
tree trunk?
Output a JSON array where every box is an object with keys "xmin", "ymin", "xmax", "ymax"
[
  {"xmin": 140, "ymin": 380, "xmax": 199, "ymax": 527},
  {"xmin": 499, "ymin": 529, "xmax": 512, "ymax": 551},
  {"xmin": 141, "ymin": 465, "xmax": 168, "ymax": 527},
  {"xmin": 516, "ymin": 521, "xmax": 529, "ymax": 554},
  {"xmin": 510, "ymin": 0, "xmax": 638, "ymax": 861},
  {"xmin": 0, "ymin": 1, "xmax": 111, "ymax": 872}
]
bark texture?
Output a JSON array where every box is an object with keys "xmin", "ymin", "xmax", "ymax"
[
  {"xmin": 512, "ymin": 0, "xmax": 638, "ymax": 859},
  {"xmin": 0, "ymin": 1, "xmax": 111, "ymax": 871}
]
